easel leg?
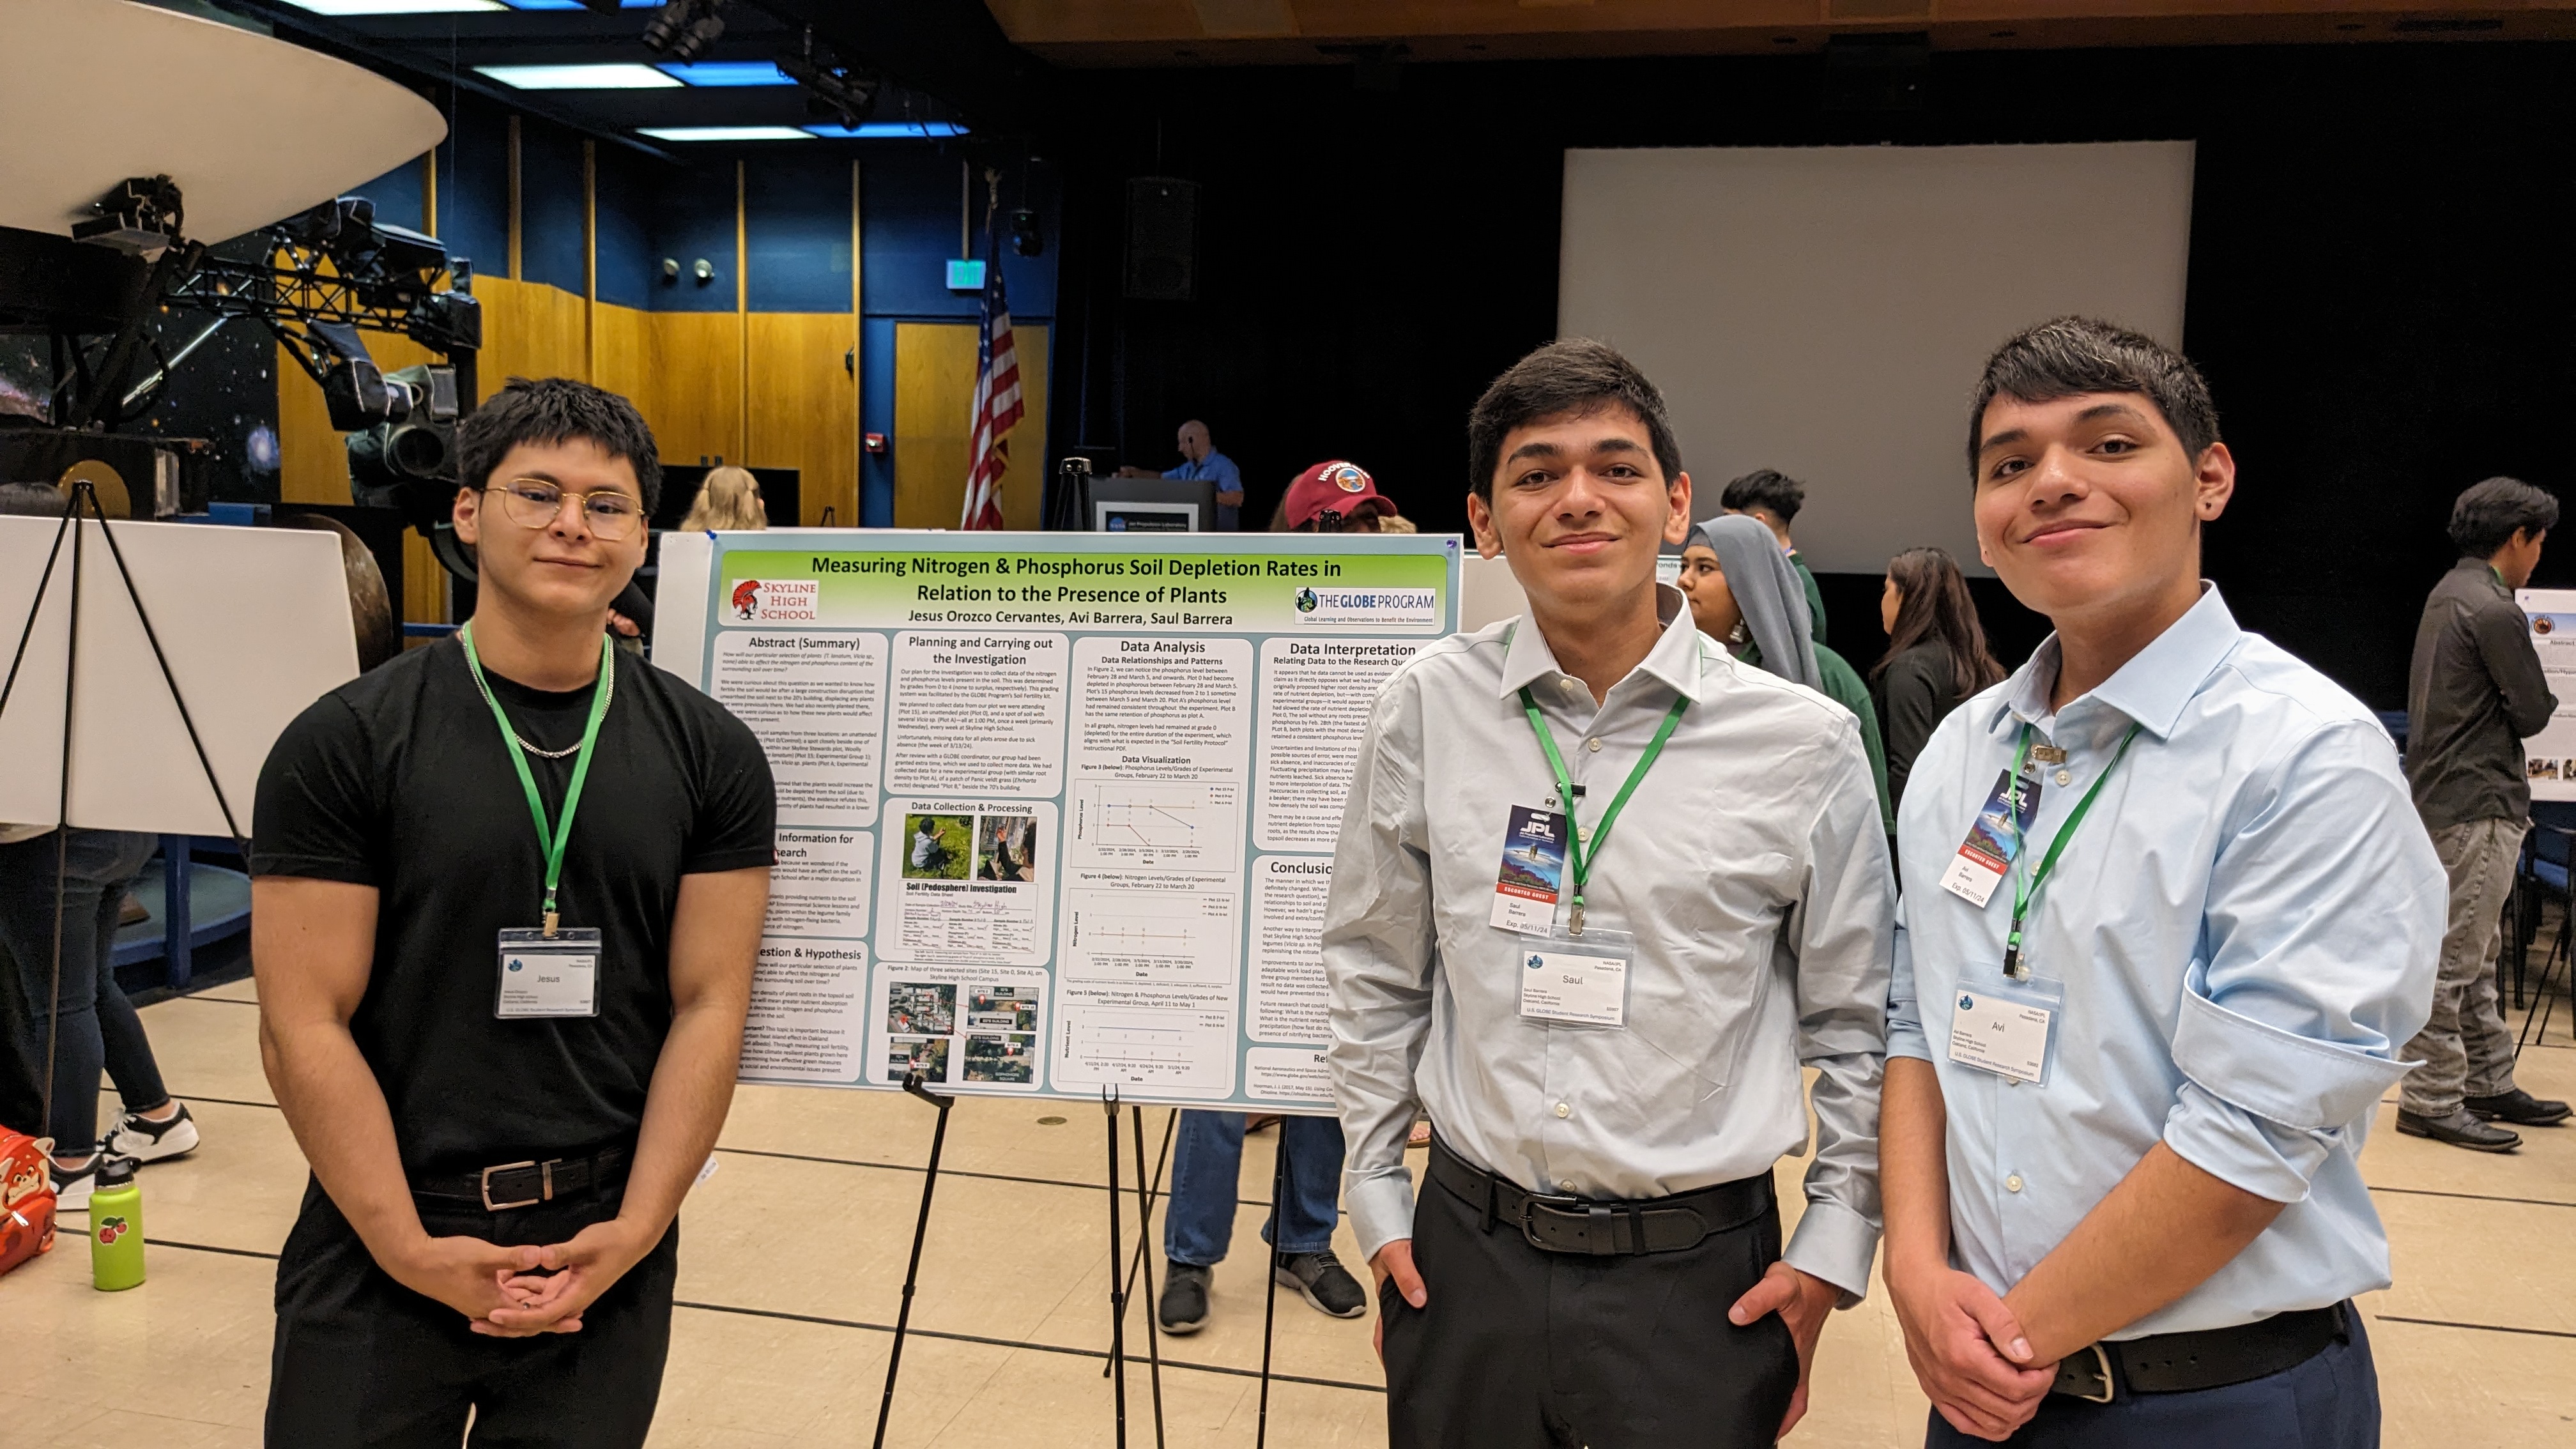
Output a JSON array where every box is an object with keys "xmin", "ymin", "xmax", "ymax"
[
  {"xmin": 1256, "ymin": 1122, "xmax": 1291, "ymax": 1449},
  {"xmin": 1103, "ymin": 1087, "xmax": 1128, "ymax": 1449},
  {"xmin": 1102, "ymin": 1107, "xmax": 1176, "ymax": 1379},
  {"xmin": 872, "ymin": 1070, "xmax": 956, "ymax": 1449},
  {"xmin": 1130, "ymin": 1104, "xmax": 1168, "ymax": 1449}
]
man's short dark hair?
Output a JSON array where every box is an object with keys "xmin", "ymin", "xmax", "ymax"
[
  {"xmin": 457, "ymin": 376, "xmax": 662, "ymax": 513},
  {"xmin": 1719, "ymin": 469, "xmax": 1805, "ymax": 524},
  {"xmin": 1466, "ymin": 339, "xmax": 1682, "ymax": 502},
  {"xmin": 1967, "ymin": 317, "xmax": 2220, "ymax": 477},
  {"xmin": 2448, "ymin": 476, "xmax": 2560, "ymax": 558}
]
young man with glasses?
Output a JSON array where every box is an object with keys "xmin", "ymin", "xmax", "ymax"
[
  {"xmin": 1882, "ymin": 319, "xmax": 2443, "ymax": 1445},
  {"xmin": 253, "ymin": 378, "xmax": 775, "ymax": 1446}
]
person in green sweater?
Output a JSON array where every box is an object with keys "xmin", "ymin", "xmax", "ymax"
[
  {"xmin": 1678, "ymin": 514, "xmax": 1894, "ymax": 834},
  {"xmin": 1720, "ymin": 468, "xmax": 1828, "ymax": 647}
]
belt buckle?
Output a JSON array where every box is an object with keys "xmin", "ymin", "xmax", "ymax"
[
  {"xmin": 1515, "ymin": 1190, "xmax": 1583, "ymax": 1252},
  {"xmin": 2072, "ymin": 1343, "xmax": 2117, "ymax": 1404},
  {"xmin": 477, "ymin": 1158, "xmax": 555, "ymax": 1211}
]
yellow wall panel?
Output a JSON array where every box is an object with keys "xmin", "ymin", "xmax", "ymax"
[
  {"xmin": 590, "ymin": 301, "xmax": 654, "ymax": 418},
  {"xmin": 642, "ymin": 310, "xmax": 745, "ymax": 468},
  {"xmin": 471, "ymin": 275, "xmax": 586, "ymax": 399},
  {"xmin": 747, "ymin": 312, "xmax": 859, "ymax": 526},
  {"xmin": 891, "ymin": 321, "xmax": 1048, "ymax": 532}
]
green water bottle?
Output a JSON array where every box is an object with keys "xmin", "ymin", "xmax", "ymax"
[{"xmin": 89, "ymin": 1158, "xmax": 144, "ymax": 1291}]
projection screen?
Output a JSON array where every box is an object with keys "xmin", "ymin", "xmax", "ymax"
[{"xmin": 1558, "ymin": 142, "xmax": 2195, "ymax": 576}]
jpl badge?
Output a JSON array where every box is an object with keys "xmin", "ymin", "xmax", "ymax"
[{"xmin": 1490, "ymin": 805, "xmax": 1568, "ymax": 933}]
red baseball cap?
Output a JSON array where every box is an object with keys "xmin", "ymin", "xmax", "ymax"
[{"xmin": 1283, "ymin": 460, "xmax": 1397, "ymax": 531}]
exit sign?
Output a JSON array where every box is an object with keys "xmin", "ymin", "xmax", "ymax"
[{"xmin": 945, "ymin": 258, "xmax": 986, "ymax": 291}]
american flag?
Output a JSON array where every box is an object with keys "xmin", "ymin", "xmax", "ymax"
[{"xmin": 960, "ymin": 240, "xmax": 1022, "ymax": 530}]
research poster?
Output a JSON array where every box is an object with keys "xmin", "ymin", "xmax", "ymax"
[
  {"xmin": 658, "ymin": 530, "xmax": 1460, "ymax": 1109},
  {"xmin": 2517, "ymin": 588, "xmax": 2576, "ymax": 801}
]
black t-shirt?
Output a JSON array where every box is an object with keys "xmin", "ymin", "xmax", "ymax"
[{"xmin": 252, "ymin": 638, "xmax": 774, "ymax": 1177}]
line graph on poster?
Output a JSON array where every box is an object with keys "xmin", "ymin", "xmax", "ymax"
[
  {"xmin": 1062, "ymin": 887, "xmax": 1237, "ymax": 986},
  {"xmin": 1068, "ymin": 780, "xmax": 1241, "ymax": 872}
]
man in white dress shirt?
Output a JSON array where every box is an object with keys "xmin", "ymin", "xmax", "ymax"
[{"xmin": 1324, "ymin": 339, "xmax": 1893, "ymax": 1448}]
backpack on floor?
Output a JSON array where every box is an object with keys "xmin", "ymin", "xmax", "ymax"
[{"xmin": 0, "ymin": 1126, "xmax": 58, "ymax": 1276}]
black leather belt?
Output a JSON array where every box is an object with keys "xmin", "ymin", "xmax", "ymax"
[
  {"xmin": 412, "ymin": 1147, "xmax": 632, "ymax": 1212},
  {"xmin": 1427, "ymin": 1134, "xmax": 1770, "ymax": 1256},
  {"xmin": 2051, "ymin": 1303, "xmax": 2350, "ymax": 1401}
]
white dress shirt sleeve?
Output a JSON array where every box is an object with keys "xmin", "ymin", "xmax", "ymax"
[
  {"xmin": 1781, "ymin": 722, "xmax": 1896, "ymax": 1301},
  {"xmin": 2164, "ymin": 719, "xmax": 2446, "ymax": 1203},
  {"xmin": 1324, "ymin": 687, "xmax": 1439, "ymax": 1262}
]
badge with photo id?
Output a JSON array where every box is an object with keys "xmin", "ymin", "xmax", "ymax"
[
  {"xmin": 1946, "ymin": 970, "xmax": 2064, "ymax": 1085},
  {"xmin": 1516, "ymin": 926, "xmax": 1632, "ymax": 1029},
  {"xmin": 496, "ymin": 928, "xmax": 602, "ymax": 1020},
  {"xmin": 1938, "ymin": 765, "xmax": 2042, "ymax": 908},
  {"xmin": 1490, "ymin": 804, "xmax": 1570, "ymax": 933}
]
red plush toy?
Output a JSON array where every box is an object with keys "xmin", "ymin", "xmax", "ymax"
[{"xmin": 1, "ymin": 1126, "xmax": 60, "ymax": 1276}]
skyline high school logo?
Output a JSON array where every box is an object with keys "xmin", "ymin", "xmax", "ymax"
[{"xmin": 730, "ymin": 579, "xmax": 820, "ymax": 624}]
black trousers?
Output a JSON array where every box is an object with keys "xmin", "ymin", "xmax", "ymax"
[
  {"xmin": 266, "ymin": 1176, "xmax": 678, "ymax": 1448},
  {"xmin": 1380, "ymin": 1163, "xmax": 1798, "ymax": 1449}
]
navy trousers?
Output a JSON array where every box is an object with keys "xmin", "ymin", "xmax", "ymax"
[{"xmin": 1925, "ymin": 1307, "xmax": 2379, "ymax": 1448}]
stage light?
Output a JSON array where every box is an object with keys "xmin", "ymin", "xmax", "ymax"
[
  {"xmin": 801, "ymin": 121, "xmax": 969, "ymax": 139},
  {"xmin": 637, "ymin": 125, "xmax": 813, "ymax": 142},
  {"xmin": 476, "ymin": 64, "xmax": 683, "ymax": 90},
  {"xmin": 279, "ymin": 0, "xmax": 502, "ymax": 13},
  {"xmin": 642, "ymin": 0, "xmax": 728, "ymax": 65},
  {"xmin": 659, "ymin": 61, "xmax": 794, "ymax": 86},
  {"xmin": 1009, "ymin": 207, "xmax": 1043, "ymax": 257}
]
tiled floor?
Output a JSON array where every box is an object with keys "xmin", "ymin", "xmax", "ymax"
[{"xmin": 6, "ymin": 976, "xmax": 2575, "ymax": 1446}]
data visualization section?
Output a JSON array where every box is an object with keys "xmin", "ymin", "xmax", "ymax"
[{"xmin": 1070, "ymin": 781, "xmax": 1241, "ymax": 873}]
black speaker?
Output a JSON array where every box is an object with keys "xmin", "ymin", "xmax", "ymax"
[{"xmin": 1124, "ymin": 177, "xmax": 1199, "ymax": 302}]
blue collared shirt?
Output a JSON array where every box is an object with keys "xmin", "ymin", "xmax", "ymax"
[
  {"xmin": 1164, "ymin": 450, "xmax": 1243, "ymax": 531},
  {"xmin": 1889, "ymin": 585, "xmax": 2442, "ymax": 1338}
]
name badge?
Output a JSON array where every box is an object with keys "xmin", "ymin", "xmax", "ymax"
[
  {"xmin": 1490, "ymin": 804, "xmax": 1569, "ymax": 933},
  {"xmin": 1517, "ymin": 926, "xmax": 1631, "ymax": 1028},
  {"xmin": 1938, "ymin": 765, "xmax": 2042, "ymax": 908},
  {"xmin": 496, "ymin": 928, "xmax": 603, "ymax": 1020},
  {"xmin": 1946, "ymin": 971, "xmax": 2064, "ymax": 1085}
]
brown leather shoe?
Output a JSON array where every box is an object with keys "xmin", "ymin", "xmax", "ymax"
[{"xmin": 2465, "ymin": 1089, "xmax": 2573, "ymax": 1126}]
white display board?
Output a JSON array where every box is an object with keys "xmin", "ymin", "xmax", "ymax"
[
  {"xmin": 655, "ymin": 529, "xmax": 1460, "ymax": 1108},
  {"xmin": 1558, "ymin": 142, "xmax": 2196, "ymax": 576},
  {"xmin": 2515, "ymin": 588, "xmax": 2576, "ymax": 799},
  {"xmin": 0, "ymin": 515, "xmax": 360, "ymax": 835}
]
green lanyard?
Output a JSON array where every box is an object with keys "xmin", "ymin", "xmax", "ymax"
[
  {"xmin": 2003, "ymin": 720, "xmax": 2142, "ymax": 979},
  {"xmin": 461, "ymin": 622, "xmax": 615, "ymax": 936},
  {"xmin": 1517, "ymin": 686, "xmax": 1690, "ymax": 934}
]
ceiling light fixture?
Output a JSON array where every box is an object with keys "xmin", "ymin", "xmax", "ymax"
[
  {"xmin": 801, "ymin": 121, "xmax": 969, "ymax": 139},
  {"xmin": 657, "ymin": 61, "xmax": 795, "ymax": 86},
  {"xmin": 637, "ymin": 125, "xmax": 815, "ymax": 142},
  {"xmin": 279, "ymin": 0, "xmax": 503, "ymax": 13},
  {"xmin": 476, "ymin": 63, "xmax": 683, "ymax": 89}
]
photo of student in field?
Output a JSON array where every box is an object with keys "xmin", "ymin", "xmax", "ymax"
[
  {"xmin": 977, "ymin": 815, "xmax": 1039, "ymax": 882},
  {"xmin": 903, "ymin": 815, "xmax": 971, "ymax": 880}
]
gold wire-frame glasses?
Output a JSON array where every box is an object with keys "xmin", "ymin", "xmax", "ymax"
[{"xmin": 483, "ymin": 478, "xmax": 645, "ymax": 539}]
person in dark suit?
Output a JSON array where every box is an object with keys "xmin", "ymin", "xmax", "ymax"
[{"xmin": 1869, "ymin": 547, "xmax": 2005, "ymax": 832}]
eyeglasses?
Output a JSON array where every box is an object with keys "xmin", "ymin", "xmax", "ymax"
[{"xmin": 484, "ymin": 479, "xmax": 645, "ymax": 539}]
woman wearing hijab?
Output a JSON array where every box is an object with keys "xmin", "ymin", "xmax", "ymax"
[
  {"xmin": 1677, "ymin": 514, "xmax": 1894, "ymax": 834},
  {"xmin": 1870, "ymin": 547, "xmax": 2006, "ymax": 820}
]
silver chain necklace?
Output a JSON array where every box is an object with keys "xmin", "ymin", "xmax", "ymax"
[{"xmin": 468, "ymin": 643, "xmax": 615, "ymax": 759}]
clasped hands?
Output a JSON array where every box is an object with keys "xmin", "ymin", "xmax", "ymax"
[
  {"xmin": 1888, "ymin": 1260, "xmax": 2057, "ymax": 1442},
  {"xmin": 388, "ymin": 1217, "xmax": 656, "ymax": 1338}
]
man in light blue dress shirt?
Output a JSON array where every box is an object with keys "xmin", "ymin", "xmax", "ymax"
[{"xmin": 1883, "ymin": 318, "xmax": 2443, "ymax": 1446}]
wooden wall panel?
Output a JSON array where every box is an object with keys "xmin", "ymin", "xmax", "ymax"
[
  {"xmin": 471, "ymin": 275, "xmax": 586, "ymax": 399},
  {"xmin": 590, "ymin": 301, "xmax": 654, "ymax": 419},
  {"xmin": 642, "ymin": 310, "xmax": 744, "ymax": 468},
  {"xmin": 747, "ymin": 312, "xmax": 859, "ymax": 526},
  {"xmin": 891, "ymin": 321, "xmax": 1048, "ymax": 531}
]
